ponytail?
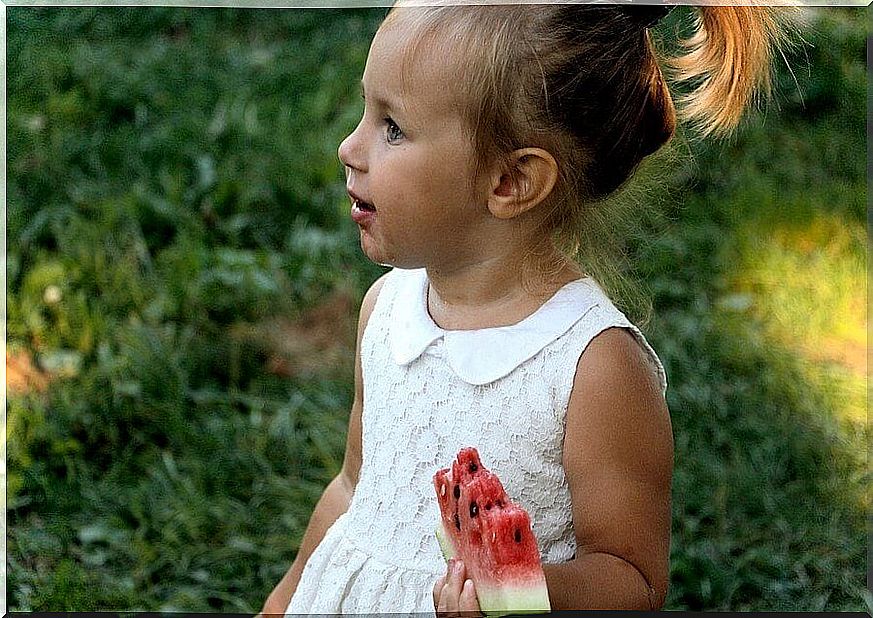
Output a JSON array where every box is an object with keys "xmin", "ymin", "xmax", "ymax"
[{"xmin": 665, "ymin": 6, "xmax": 799, "ymax": 138}]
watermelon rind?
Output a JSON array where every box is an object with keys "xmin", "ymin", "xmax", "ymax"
[
  {"xmin": 476, "ymin": 580, "xmax": 552, "ymax": 617},
  {"xmin": 434, "ymin": 522, "xmax": 457, "ymax": 561}
]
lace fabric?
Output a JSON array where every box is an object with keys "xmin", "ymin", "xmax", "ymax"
[{"xmin": 286, "ymin": 268, "xmax": 667, "ymax": 615}]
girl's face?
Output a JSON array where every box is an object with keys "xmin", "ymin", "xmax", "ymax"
[{"xmin": 338, "ymin": 17, "xmax": 493, "ymax": 270}]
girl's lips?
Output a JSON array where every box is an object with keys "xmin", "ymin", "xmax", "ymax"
[{"xmin": 351, "ymin": 200, "xmax": 376, "ymax": 225}]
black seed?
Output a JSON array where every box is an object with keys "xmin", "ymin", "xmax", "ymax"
[
  {"xmin": 453, "ymin": 485, "xmax": 460, "ymax": 500},
  {"xmin": 454, "ymin": 513, "xmax": 461, "ymax": 531},
  {"xmin": 514, "ymin": 529, "xmax": 522, "ymax": 543},
  {"xmin": 496, "ymin": 499, "xmax": 504, "ymax": 508},
  {"xmin": 469, "ymin": 463, "xmax": 478, "ymax": 473},
  {"xmin": 470, "ymin": 501, "xmax": 479, "ymax": 518},
  {"xmin": 485, "ymin": 502, "xmax": 492, "ymax": 510}
]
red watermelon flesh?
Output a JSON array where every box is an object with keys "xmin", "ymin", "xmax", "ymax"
[{"xmin": 433, "ymin": 447, "xmax": 551, "ymax": 615}]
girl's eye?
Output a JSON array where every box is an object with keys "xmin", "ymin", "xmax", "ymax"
[{"xmin": 385, "ymin": 117, "xmax": 404, "ymax": 143}]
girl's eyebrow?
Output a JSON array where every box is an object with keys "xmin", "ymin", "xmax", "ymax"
[{"xmin": 360, "ymin": 81, "xmax": 401, "ymax": 114}]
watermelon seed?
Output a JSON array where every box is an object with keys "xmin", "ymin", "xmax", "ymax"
[
  {"xmin": 469, "ymin": 463, "xmax": 478, "ymax": 473},
  {"xmin": 454, "ymin": 513, "xmax": 461, "ymax": 531},
  {"xmin": 485, "ymin": 502, "xmax": 492, "ymax": 510},
  {"xmin": 514, "ymin": 529, "xmax": 522, "ymax": 543},
  {"xmin": 497, "ymin": 499, "xmax": 504, "ymax": 508},
  {"xmin": 491, "ymin": 531, "xmax": 496, "ymax": 543},
  {"xmin": 453, "ymin": 485, "xmax": 460, "ymax": 499},
  {"xmin": 440, "ymin": 484, "xmax": 446, "ymax": 497},
  {"xmin": 470, "ymin": 501, "xmax": 479, "ymax": 518}
]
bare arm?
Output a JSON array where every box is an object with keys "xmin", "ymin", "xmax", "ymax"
[
  {"xmin": 260, "ymin": 273, "xmax": 388, "ymax": 616},
  {"xmin": 544, "ymin": 327, "xmax": 674, "ymax": 610}
]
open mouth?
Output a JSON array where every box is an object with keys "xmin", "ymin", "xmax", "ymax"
[{"xmin": 354, "ymin": 199, "xmax": 376, "ymax": 213}]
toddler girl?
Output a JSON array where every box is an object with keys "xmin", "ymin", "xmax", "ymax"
[{"xmin": 262, "ymin": 3, "xmax": 793, "ymax": 614}]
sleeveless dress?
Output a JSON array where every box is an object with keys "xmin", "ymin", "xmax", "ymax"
[{"xmin": 285, "ymin": 267, "xmax": 667, "ymax": 615}]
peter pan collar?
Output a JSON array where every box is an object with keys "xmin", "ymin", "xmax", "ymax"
[{"xmin": 389, "ymin": 268, "xmax": 603, "ymax": 386}]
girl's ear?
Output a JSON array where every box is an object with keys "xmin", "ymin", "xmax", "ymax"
[{"xmin": 486, "ymin": 148, "xmax": 559, "ymax": 220}]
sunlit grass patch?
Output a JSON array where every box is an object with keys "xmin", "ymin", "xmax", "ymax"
[{"xmin": 717, "ymin": 204, "xmax": 866, "ymax": 426}]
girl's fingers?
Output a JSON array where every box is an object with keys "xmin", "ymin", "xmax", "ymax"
[
  {"xmin": 432, "ymin": 574, "xmax": 446, "ymax": 610},
  {"xmin": 459, "ymin": 578, "xmax": 482, "ymax": 616},
  {"xmin": 437, "ymin": 559, "xmax": 466, "ymax": 616},
  {"xmin": 434, "ymin": 559, "xmax": 482, "ymax": 617}
]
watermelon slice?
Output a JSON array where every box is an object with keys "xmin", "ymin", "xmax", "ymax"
[{"xmin": 433, "ymin": 447, "xmax": 551, "ymax": 616}]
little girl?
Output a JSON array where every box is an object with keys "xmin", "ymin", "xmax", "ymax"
[{"xmin": 262, "ymin": 3, "xmax": 792, "ymax": 614}]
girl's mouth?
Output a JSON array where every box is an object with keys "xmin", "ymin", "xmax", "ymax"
[{"xmin": 351, "ymin": 199, "xmax": 377, "ymax": 224}]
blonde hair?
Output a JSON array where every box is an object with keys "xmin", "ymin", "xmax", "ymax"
[
  {"xmin": 383, "ymin": 4, "xmax": 797, "ymax": 318},
  {"xmin": 666, "ymin": 6, "xmax": 797, "ymax": 138}
]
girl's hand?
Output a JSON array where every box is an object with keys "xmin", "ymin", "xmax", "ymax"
[{"xmin": 433, "ymin": 558, "xmax": 483, "ymax": 617}]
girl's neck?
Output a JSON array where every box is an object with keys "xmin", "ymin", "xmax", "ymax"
[{"xmin": 425, "ymin": 250, "xmax": 584, "ymax": 331}]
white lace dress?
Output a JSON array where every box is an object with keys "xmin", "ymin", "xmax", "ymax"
[{"xmin": 285, "ymin": 267, "xmax": 667, "ymax": 615}]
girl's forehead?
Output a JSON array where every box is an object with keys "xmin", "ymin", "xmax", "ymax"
[
  {"xmin": 366, "ymin": 14, "xmax": 472, "ymax": 112},
  {"xmin": 374, "ymin": 11, "xmax": 460, "ymax": 70}
]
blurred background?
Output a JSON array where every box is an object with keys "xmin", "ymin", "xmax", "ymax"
[{"xmin": 5, "ymin": 6, "xmax": 868, "ymax": 612}]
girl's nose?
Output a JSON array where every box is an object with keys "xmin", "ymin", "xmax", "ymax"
[{"xmin": 338, "ymin": 122, "xmax": 366, "ymax": 172}]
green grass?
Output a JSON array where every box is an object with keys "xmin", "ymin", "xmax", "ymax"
[{"xmin": 6, "ymin": 6, "xmax": 868, "ymax": 612}]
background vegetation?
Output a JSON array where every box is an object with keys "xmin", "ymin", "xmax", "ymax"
[{"xmin": 6, "ymin": 7, "xmax": 868, "ymax": 612}]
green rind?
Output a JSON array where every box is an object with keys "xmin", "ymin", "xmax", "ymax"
[
  {"xmin": 434, "ymin": 522, "xmax": 457, "ymax": 561},
  {"xmin": 476, "ymin": 580, "xmax": 551, "ymax": 617}
]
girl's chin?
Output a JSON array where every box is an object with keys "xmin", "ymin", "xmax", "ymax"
[
  {"xmin": 359, "ymin": 230, "xmax": 390, "ymax": 266},
  {"xmin": 359, "ymin": 230, "xmax": 423, "ymax": 269}
]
